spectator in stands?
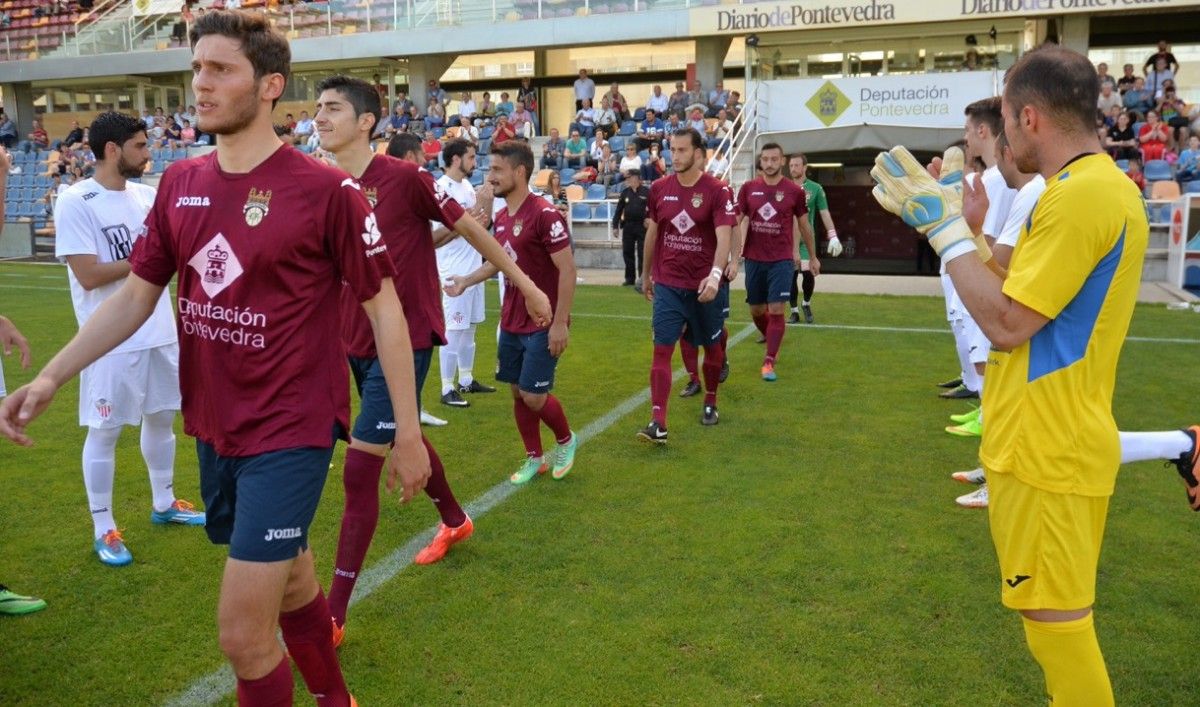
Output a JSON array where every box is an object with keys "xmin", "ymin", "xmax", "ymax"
[
  {"xmin": 1104, "ymin": 104, "xmax": 1122, "ymax": 129},
  {"xmin": 283, "ymin": 113, "xmax": 297, "ymax": 134},
  {"xmin": 421, "ymin": 131, "xmax": 441, "ymax": 170},
  {"xmin": 619, "ymin": 143, "xmax": 642, "ymax": 176},
  {"xmin": 635, "ymin": 108, "xmax": 665, "ymax": 151},
  {"xmin": 173, "ymin": 3, "xmax": 193, "ymax": 46},
  {"xmin": 382, "ymin": 105, "xmax": 406, "ymax": 138},
  {"xmin": 0, "ymin": 115, "xmax": 16, "ymax": 149},
  {"xmin": 1123, "ymin": 76, "xmax": 1154, "ymax": 118},
  {"xmin": 646, "ymin": 85, "xmax": 669, "ymax": 114},
  {"xmin": 510, "ymin": 100, "xmax": 534, "ymax": 139},
  {"xmin": 664, "ymin": 112, "xmax": 684, "ymax": 136},
  {"xmin": 394, "ymin": 90, "xmax": 413, "ymax": 117},
  {"xmin": 590, "ymin": 135, "xmax": 610, "ymax": 170},
  {"xmin": 595, "ymin": 96, "xmax": 617, "ymax": 139},
  {"xmin": 1096, "ymin": 63, "xmax": 1117, "ymax": 93},
  {"xmin": 1147, "ymin": 56, "xmax": 1175, "ymax": 100},
  {"xmin": 574, "ymin": 69, "xmax": 595, "ymax": 111},
  {"xmin": 424, "ymin": 97, "xmax": 445, "ymax": 132},
  {"xmin": 668, "ymin": 81, "xmax": 688, "ymax": 118},
  {"xmin": 0, "ymin": 10, "xmax": 10, "ymax": 28},
  {"xmin": 372, "ymin": 74, "xmax": 388, "ymax": 103},
  {"xmin": 1114, "ymin": 63, "xmax": 1137, "ymax": 94},
  {"xmin": 1145, "ymin": 39, "xmax": 1179, "ymax": 77},
  {"xmin": 564, "ymin": 130, "xmax": 588, "ymax": 168},
  {"xmin": 61, "ymin": 120, "xmax": 84, "ymax": 151},
  {"xmin": 406, "ymin": 105, "xmax": 425, "ymax": 136},
  {"xmin": 726, "ymin": 91, "xmax": 743, "ymax": 122},
  {"xmin": 1158, "ymin": 86, "xmax": 1191, "ymax": 145},
  {"xmin": 1097, "ymin": 83, "xmax": 1121, "ymax": 114},
  {"xmin": 492, "ymin": 113, "xmax": 516, "ymax": 145},
  {"xmin": 27, "ymin": 120, "xmax": 48, "ymax": 150},
  {"xmin": 458, "ymin": 91, "xmax": 477, "ymax": 123},
  {"xmin": 1177, "ymin": 135, "xmax": 1200, "ymax": 183},
  {"xmin": 544, "ymin": 170, "xmax": 568, "ymax": 219},
  {"xmin": 595, "ymin": 143, "xmax": 618, "ymax": 188},
  {"xmin": 686, "ymin": 81, "xmax": 707, "ymax": 113},
  {"xmin": 517, "ymin": 77, "xmax": 538, "ymax": 117},
  {"xmin": 541, "ymin": 128, "xmax": 565, "ymax": 169},
  {"xmin": 687, "ymin": 108, "xmax": 706, "ymax": 134},
  {"xmin": 1127, "ymin": 157, "xmax": 1145, "ymax": 190},
  {"xmin": 165, "ymin": 120, "xmax": 185, "ymax": 148},
  {"xmin": 148, "ymin": 117, "xmax": 168, "ymax": 148},
  {"xmin": 706, "ymin": 148, "xmax": 729, "ymax": 180},
  {"xmin": 478, "ymin": 91, "xmax": 495, "ymax": 122},
  {"xmin": 427, "ymin": 79, "xmax": 448, "ymax": 108},
  {"xmin": 496, "ymin": 92, "xmax": 514, "ymax": 118},
  {"xmin": 641, "ymin": 142, "xmax": 666, "ymax": 181},
  {"xmin": 572, "ymin": 98, "xmax": 596, "ymax": 139},
  {"xmin": 140, "ymin": 108, "xmax": 155, "ymax": 131},
  {"xmin": 293, "ymin": 110, "xmax": 314, "ymax": 144},
  {"xmin": 1139, "ymin": 109, "xmax": 1170, "ymax": 161},
  {"xmin": 708, "ymin": 108, "xmax": 733, "ymax": 148},
  {"xmin": 603, "ymin": 83, "xmax": 628, "ymax": 122},
  {"xmin": 454, "ymin": 116, "xmax": 479, "ymax": 144},
  {"xmin": 179, "ymin": 118, "xmax": 197, "ymax": 148}
]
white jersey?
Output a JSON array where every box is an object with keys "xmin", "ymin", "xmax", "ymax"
[
  {"xmin": 54, "ymin": 178, "xmax": 177, "ymax": 355},
  {"xmin": 434, "ymin": 174, "xmax": 484, "ymax": 278},
  {"xmin": 942, "ymin": 166, "xmax": 1017, "ymax": 320},
  {"xmin": 995, "ymin": 175, "xmax": 1045, "ymax": 249}
]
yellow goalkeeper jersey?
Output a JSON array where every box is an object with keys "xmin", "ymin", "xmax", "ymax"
[{"xmin": 979, "ymin": 153, "xmax": 1147, "ymax": 497}]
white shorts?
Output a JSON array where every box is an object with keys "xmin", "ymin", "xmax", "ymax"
[
  {"xmin": 79, "ymin": 343, "xmax": 181, "ymax": 428},
  {"xmin": 0, "ymin": 354, "xmax": 6, "ymax": 397},
  {"xmin": 941, "ymin": 272, "xmax": 962, "ymax": 322},
  {"xmin": 443, "ymin": 283, "xmax": 485, "ymax": 331},
  {"xmin": 961, "ymin": 314, "xmax": 991, "ymax": 366}
]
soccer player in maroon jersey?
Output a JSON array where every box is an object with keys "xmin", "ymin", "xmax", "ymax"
[
  {"xmin": 313, "ymin": 76, "xmax": 552, "ymax": 635},
  {"xmin": 0, "ymin": 12, "xmax": 427, "ymax": 706},
  {"xmin": 730, "ymin": 142, "xmax": 818, "ymax": 381},
  {"xmin": 444, "ymin": 141, "xmax": 579, "ymax": 485},
  {"xmin": 638, "ymin": 128, "xmax": 738, "ymax": 442}
]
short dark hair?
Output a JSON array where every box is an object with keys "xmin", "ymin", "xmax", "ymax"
[
  {"xmin": 671, "ymin": 127, "xmax": 704, "ymax": 150},
  {"xmin": 88, "ymin": 111, "xmax": 146, "ymax": 160},
  {"xmin": 1004, "ymin": 43, "xmax": 1098, "ymax": 135},
  {"xmin": 760, "ymin": 142, "xmax": 784, "ymax": 157},
  {"xmin": 491, "ymin": 140, "xmax": 534, "ymax": 182},
  {"xmin": 964, "ymin": 96, "xmax": 1003, "ymax": 136},
  {"xmin": 387, "ymin": 132, "xmax": 422, "ymax": 161},
  {"xmin": 789, "ymin": 151, "xmax": 807, "ymax": 164},
  {"xmin": 442, "ymin": 138, "xmax": 473, "ymax": 168},
  {"xmin": 190, "ymin": 10, "xmax": 290, "ymax": 106},
  {"xmin": 315, "ymin": 74, "xmax": 381, "ymax": 134}
]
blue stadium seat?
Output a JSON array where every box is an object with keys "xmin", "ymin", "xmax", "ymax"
[
  {"xmin": 559, "ymin": 167, "xmax": 576, "ymax": 183},
  {"xmin": 172, "ymin": 147, "xmax": 189, "ymax": 161},
  {"xmin": 431, "ymin": 170, "xmax": 444, "ymax": 180},
  {"xmin": 432, "ymin": 127, "xmax": 445, "ymax": 139},
  {"xmin": 1144, "ymin": 159, "xmax": 1172, "ymax": 182},
  {"xmin": 633, "ymin": 108, "xmax": 646, "ymax": 121},
  {"xmin": 1185, "ymin": 181, "xmax": 1200, "ymax": 194},
  {"xmin": 570, "ymin": 202, "xmax": 591, "ymax": 222},
  {"xmin": 592, "ymin": 202, "xmax": 613, "ymax": 221},
  {"xmin": 151, "ymin": 148, "xmax": 165, "ymax": 161},
  {"xmin": 1114, "ymin": 159, "xmax": 1130, "ymax": 172},
  {"xmin": 608, "ymin": 136, "xmax": 625, "ymax": 152},
  {"xmin": 476, "ymin": 153, "xmax": 490, "ymax": 169},
  {"xmin": 1133, "ymin": 121, "xmax": 1146, "ymax": 136},
  {"xmin": 585, "ymin": 183, "xmax": 606, "ymax": 200},
  {"xmin": 469, "ymin": 171, "xmax": 485, "ymax": 187},
  {"xmin": 35, "ymin": 175, "xmax": 51, "ymax": 189},
  {"xmin": 618, "ymin": 120, "xmax": 636, "ymax": 136},
  {"xmin": 479, "ymin": 126, "xmax": 494, "ymax": 140},
  {"xmin": 477, "ymin": 139, "xmax": 491, "ymax": 154}
]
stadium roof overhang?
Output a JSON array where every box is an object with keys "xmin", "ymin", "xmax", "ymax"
[{"xmin": 757, "ymin": 124, "xmax": 964, "ymax": 159}]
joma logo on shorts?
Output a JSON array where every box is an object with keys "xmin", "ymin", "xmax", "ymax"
[
  {"xmin": 264, "ymin": 527, "xmax": 302, "ymax": 542},
  {"xmin": 376, "ymin": 421, "xmax": 396, "ymax": 430}
]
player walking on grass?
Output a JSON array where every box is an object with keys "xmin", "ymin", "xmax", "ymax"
[
  {"xmin": 731, "ymin": 142, "xmax": 817, "ymax": 382},
  {"xmin": 54, "ymin": 112, "xmax": 205, "ymax": 567},
  {"xmin": 0, "ymin": 312, "xmax": 46, "ymax": 617},
  {"xmin": 445, "ymin": 141, "xmax": 579, "ymax": 484},
  {"xmin": 0, "ymin": 12, "xmax": 431, "ymax": 705},
  {"xmin": 787, "ymin": 153, "xmax": 841, "ymax": 324},
  {"xmin": 873, "ymin": 44, "xmax": 1158, "ymax": 705},
  {"xmin": 638, "ymin": 128, "xmax": 737, "ymax": 442},
  {"xmin": 315, "ymin": 79, "xmax": 552, "ymax": 638}
]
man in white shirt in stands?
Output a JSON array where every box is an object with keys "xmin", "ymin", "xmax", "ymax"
[
  {"xmin": 646, "ymin": 85, "xmax": 669, "ymax": 115},
  {"xmin": 574, "ymin": 69, "xmax": 596, "ymax": 111},
  {"xmin": 53, "ymin": 112, "xmax": 204, "ymax": 568},
  {"xmin": 432, "ymin": 139, "xmax": 498, "ymax": 407}
]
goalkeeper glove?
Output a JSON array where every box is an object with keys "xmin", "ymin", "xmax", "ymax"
[
  {"xmin": 826, "ymin": 230, "xmax": 843, "ymax": 257},
  {"xmin": 871, "ymin": 146, "xmax": 976, "ymax": 263}
]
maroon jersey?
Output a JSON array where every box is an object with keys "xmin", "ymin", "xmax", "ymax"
[
  {"xmin": 646, "ymin": 173, "xmax": 738, "ymax": 290},
  {"xmin": 340, "ymin": 155, "xmax": 465, "ymax": 358},
  {"xmin": 737, "ymin": 177, "xmax": 807, "ymax": 262},
  {"xmin": 129, "ymin": 146, "xmax": 392, "ymax": 457},
  {"xmin": 494, "ymin": 193, "xmax": 571, "ymax": 334}
]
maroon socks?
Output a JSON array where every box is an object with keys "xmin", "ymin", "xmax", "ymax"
[
  {"xmin": 328, "ymin": 447, "xmax": 383, "ymax": 628},
  {"xmin": 279, "ymin": 591, "xmax": 351, "ymax": 706}
]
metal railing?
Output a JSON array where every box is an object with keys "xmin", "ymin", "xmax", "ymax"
[{"xmin": 707, "ymin": 80, "xmax": 762, "ymax": 186}]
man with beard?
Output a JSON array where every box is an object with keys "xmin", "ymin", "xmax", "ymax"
[{"xmin": 53, "ymin": 112, "xmax": 205, "ymax": 567}]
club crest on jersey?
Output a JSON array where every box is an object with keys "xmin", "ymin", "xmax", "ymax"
[
  {"xmin": 243, "ymin": 188, "xmax": 272, "ymax": 227},
  {"xmin": 512, "ymin": 219, "xmax": 523, "ymax": 238},
  {"xmin": 95, "ymin": 398, "xmax": 112, "ymax": 419},
  {"xmin": 775, "ymin": 190, "xmax": 785, "ymax": 202},
  {"xmin": 691, "ymin": 192, "xmax": 703, "ymax": 209},
  {"xmin": 363, "ymin": 187, "xmax": 378, "ymax": 208}
]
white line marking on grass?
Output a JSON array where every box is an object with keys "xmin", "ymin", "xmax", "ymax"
[{"xmin": 167, "ymin": 325, "xmax": 758, "ymax": 706}]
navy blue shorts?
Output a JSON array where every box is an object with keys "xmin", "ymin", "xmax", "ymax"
[
  {"xmin": 653, "ymin": 282, "xmax": 726, "ymax": 347},
  {"xmin": 744, "ymin": 258, "xmax": 793, "ymax": 305},
  {"xmin": 496, "ymin": 328, "xmax": 558, "ymax": 394},
  {"xmin": 350, "ymin": 348, "xmax": 432, "ymax": 444},
  {"xmin": 196, "ymin": 427, "xmax": 338, "ymax": 563}
]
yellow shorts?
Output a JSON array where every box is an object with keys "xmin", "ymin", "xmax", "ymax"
[{"xmin": 987, "ymin": 470, "xmax": 1111, "ymax": 611}]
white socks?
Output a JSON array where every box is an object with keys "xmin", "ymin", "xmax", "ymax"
[
  {"xmin": 141, "ymin": 410, "xmax": 177, "ymax": 513},
  {"xmin": 1119, "ymin": 430, "xmax": 1192, "ymax": 464},
  {"xmin": 440, "ymin": 327, "xmax": 478, "ymax": 393},
  {"xmin": 82, "ymin": 426, "xmax": 121, "ymax": 539}
]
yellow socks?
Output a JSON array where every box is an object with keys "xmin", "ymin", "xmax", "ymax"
[{"xmin": 1022, "ymin": 613, "xmax": 1113, "ymax": 707}]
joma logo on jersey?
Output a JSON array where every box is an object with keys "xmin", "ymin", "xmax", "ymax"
[
  {"xmin": 264, "ymin": 527, "xmax": 302, "ymax": 542},
  {"xmin": 176, "ymin": 196, "xmax": 211, "ymax": 207}
]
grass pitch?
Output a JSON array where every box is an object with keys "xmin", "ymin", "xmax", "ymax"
[{"xmin": 1, "ymin": 261, "xmax": 1198, "ymax": 706}]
